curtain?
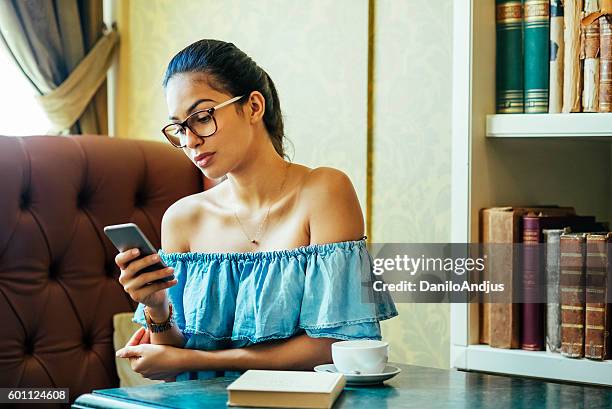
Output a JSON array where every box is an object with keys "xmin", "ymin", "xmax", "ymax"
[{"xmin": 0, "ymin": 0, "xmax": 118, "ymax": 134}]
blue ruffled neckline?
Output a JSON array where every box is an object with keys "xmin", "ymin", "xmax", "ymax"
[{"xmin": 158, "ymin": 237, "xmax": 367, "ymax": 262}]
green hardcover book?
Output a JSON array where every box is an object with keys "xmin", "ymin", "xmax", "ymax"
[
  {"xmin": 524, "ymin": 0, "xmax": 550, "ymax": 113},
  {"xmin": 496, "ymin": 0, "xmax": 524, "ymax": 113}
]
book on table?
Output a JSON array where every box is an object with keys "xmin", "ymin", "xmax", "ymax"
[{"xmin": 226, "ymin": 370, "xmax": 346, "ymax": 409}]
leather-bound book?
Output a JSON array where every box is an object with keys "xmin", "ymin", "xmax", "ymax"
[
  {"xmin": 496, "ymin": 0, "xmax": 524, "ymax": 113},
  {"xmin": 480, "ymin": 206, "xmax": 575, "ymax": 349},
  {"xmin": 585, "ymin": 233, "xmax": 612, "ymax": 360},
  {"xmin": 581, "ymin": 0, "xmax": 601, "ymax": 112},
  {"xmin": 549, "ymin": 0, "xmax": 565, "ymax": 113},
  {"xmin": 600, "ymin": 15, "xmax": 612, "ymax": 112},
  {"xmin": 560, "ymin": 233, "xmax": 587, "ymax": 358},
  {"xmin": 524, "ymin": 0, "xmax": 550, "ymax": 113},
  {"xmin": 543, "ymin": 227, "xmax": 571, "ymax": 353},
  {"xmin": 521, "ymin": 214, "xmax": 603, "ymax": 351},
  {"xmin": 563, "ymin": 0, "xmax": 584, "ymax": 112}
]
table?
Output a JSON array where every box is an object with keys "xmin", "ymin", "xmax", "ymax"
[{"xmin": 72, "ymin": 363, "xmax": 612, "ymax": 408}]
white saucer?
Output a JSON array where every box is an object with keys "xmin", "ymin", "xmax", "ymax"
[{"xmin": 313, "ymin": 364, "xmax": 401, "ymax": 385}]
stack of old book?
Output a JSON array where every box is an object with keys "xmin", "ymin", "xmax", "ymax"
[
  {"xmin": 480, "ymin": 206, "xmax": 611, "ymax": 362},
  {"xmin": 496, "ymin": 0, "xmax": 612, "ymax": 114}
]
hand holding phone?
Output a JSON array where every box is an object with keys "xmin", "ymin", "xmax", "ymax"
[{"xmin": 104, "ymin": 223, "xmax": 176, "ymax": 308}]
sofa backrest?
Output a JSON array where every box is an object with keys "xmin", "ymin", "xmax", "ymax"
[{"xmin": 0, "ymin": 135, "xmax": 203, "ymax": 402}]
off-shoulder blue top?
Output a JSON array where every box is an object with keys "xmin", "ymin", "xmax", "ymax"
[{"xmin": 133, "ymin": 238, "xmax": 398, "ymax": 381}]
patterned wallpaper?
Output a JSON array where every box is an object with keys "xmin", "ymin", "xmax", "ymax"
[
  {"xmin": 115, "ymin": 0, "xmax": 453, "ymax": 369},
  {"xmin": 373, "ymin": 0, "xmax": 452, "ymax": 369}
]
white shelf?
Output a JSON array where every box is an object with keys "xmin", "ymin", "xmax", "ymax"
[
  {"xmin": 451, "ymin": 0, "xmax": 612, "ymax": 387},
  {"xmin": 486, "ymin": 113, "xmax": 612, "ymax": 138},
  {"xmin": 453, "ymin": 345, "xmax": 612, "ymax": 387}
]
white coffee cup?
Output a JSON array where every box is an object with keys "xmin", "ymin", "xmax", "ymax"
[{"xmin": 331, "ymin": 340, "xmax": 388, "ymax": 374}]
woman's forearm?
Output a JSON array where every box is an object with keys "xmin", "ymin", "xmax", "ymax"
[
  {"xmin": 181, "ymin": 334, "xmax": 337, "ymax": 372},
  {"xmin": 147, "ymin": 300, "xmax": 186, "ymax": 348},
  {"xmin": 150, "ymin": 326, "xmax": 186, "ymax": 348}
]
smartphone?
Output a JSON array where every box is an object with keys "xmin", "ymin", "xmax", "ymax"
[{"xmin": 103, "ymin": 223, "xmax": 174, "ymax": 283}]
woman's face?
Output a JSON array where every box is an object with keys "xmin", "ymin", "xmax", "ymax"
[{"xmin": 165, "ymin": 72, "xmax": 253, "ymax": 179}]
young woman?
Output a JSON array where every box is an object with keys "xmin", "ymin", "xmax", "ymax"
[{"xmin": 115, "ymin": 39, "xmax": 397, "ymax": 381}]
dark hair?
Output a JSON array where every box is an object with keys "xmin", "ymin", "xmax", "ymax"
[{"xmin": 163, "ymin": 39, "xmax": 285, "ymax": 158}]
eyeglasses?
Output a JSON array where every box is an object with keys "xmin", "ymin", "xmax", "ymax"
[{"xmin": 161, "ymin": 95, "xmax": 244, "ymax": 148}]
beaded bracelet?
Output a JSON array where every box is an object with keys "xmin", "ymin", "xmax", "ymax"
[{"xmin": 144, "ymin": 303, "xmax": 174, "ymax": 333}]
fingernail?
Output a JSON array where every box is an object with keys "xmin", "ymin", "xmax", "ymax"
[
  {"xmin": 132, "ymin": 249, "xmax": 139, "ymax": 255},
  {"xmin": 115, "ymin": 351, "xmax": 122, "ymax": 357}
]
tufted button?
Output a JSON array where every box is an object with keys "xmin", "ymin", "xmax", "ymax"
[
  {"xmin": 134, "ymin": 190, "xmax": 147, "ymax": 208},
  {"xmin": 77, "ymin": 188, "xmax": 91, "ymax": 209},
  {"xmin": 82, "ymin": 335, "xmax": 92, "ymax": 350},
  {"xmin": 24, "ymin": 338, "xmax": 34, "ymax": 355},
  {"xmin": 48, "ymin": 261, "xmax": 59, "ymax": 279},
  {"xmin": 20, "ymin": 191, "xmax": 31, "ymax": 210}
]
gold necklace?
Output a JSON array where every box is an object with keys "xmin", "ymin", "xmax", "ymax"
[{"xmin": 233, "ymin": 162, "xmax": 290, "ymax": 246}]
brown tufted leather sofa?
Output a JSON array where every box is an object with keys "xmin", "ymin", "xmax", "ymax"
[{"xmin": 0, "ymin": 135, "xmax": 204, "ymax": 406}]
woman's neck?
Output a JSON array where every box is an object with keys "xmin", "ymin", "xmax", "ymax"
[{"xmin": 226, "ymin": 139, "xmax": 289, "ymax": 211}]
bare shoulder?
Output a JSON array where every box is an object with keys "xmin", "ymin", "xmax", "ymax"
[
  {"xmin": 301, "ymin": 166, "xmax": 353, "ymax": 194},
  {"xmin": 160, "ymin": 191, "xmax": 207, "ymax": 252},
  {"xmin": 299, "ymin": 166, "xmax": 364, "ymax": 244}
]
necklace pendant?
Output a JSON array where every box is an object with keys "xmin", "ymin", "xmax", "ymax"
[{"xmin": 233, "ymin": 162, "xmax": 290, "ymax": 249}]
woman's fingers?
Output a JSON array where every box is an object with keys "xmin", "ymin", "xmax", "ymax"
[
  {"xmin": 119, "ymin": 254, "xmax": 167, "ymax": 286},
  {"xmin": 130, "ymin": 267, "xmax": 175, "ymax": 290},
  {"xmin": 130, "ymin": 278, "xmax": 178, "ymax": 304},
  {"xmin": 115, "ymin": 248, "xmax": 140, "ymax": 270},
  {"xmin": 116, "ymin": 250, "xmax": 176, "ymax": 305},
  {"xmin": 116, "ymin": 345, "xmax": 142, "ymax": 358},
  {"xmin": 127, "ymin": 254, "xmax": 164, "ymax": 276},
  {"xmin": 142, "ymin": 329, "xmax": 151, "ymax": 344},
  {"xmin": 126, "ymin": 327, "xmax": 146, "ymax": 347}
]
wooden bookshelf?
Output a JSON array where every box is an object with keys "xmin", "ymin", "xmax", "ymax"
[{"xmin": 451, "ymin": 0, "xmax": 612, "ymax": 386}]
